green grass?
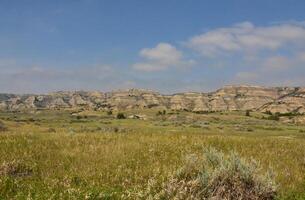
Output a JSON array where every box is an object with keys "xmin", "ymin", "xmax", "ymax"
[{"xmin": 0, "ymin": 109, "xmax": 305, "ymax": 199}]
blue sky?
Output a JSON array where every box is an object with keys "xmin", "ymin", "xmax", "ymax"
[{"xmin": 1, "ymin": 0, "xmax": 305, "ymax": 93}]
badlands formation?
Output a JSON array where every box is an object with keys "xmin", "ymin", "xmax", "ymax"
[{"xmin": 1, "ymin": 85, "xmax": 305, "ymax": 114}]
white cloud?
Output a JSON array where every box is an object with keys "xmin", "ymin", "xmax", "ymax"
[
  {"xmin": 262, "ymin": 56, "xmax": 292, "ymax": 71},
  {"xmin": 0, "ymin": 58, "xmax": 17, "ymax": 69},
  {"xmin": 133, "ymin": 43, "xmax": 193, "ymax": 72},
  {"xmin": 0, "ymin": 64, "xmax": 135, "ymax": 93},
  {"xmin": 133, "ymin": 62, "xmax": 166, "ymax": 72},
  {"xmin": 140, "ymin": 43, "xmax": 182, "ymax": 65},
  {"xmin": 187, "ymin": 22, "xmax": 305, "ymax": 56},
  {"xmin": 233, "ymin": 51, "xmax": 305, "ymax": 86},
  {"xmin": 235, "ymin": 72, "xmax": 258, "ymax": 81},
  {"xmin": 261, "ymin": 52, "xmax": 305, "ymax": 72},
  {"xmin": 297, "ymin": 52, "xmax": 305, "ymax": 62}
]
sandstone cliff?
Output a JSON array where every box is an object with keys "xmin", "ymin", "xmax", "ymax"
[{"xmin": 1, "ymin": 86, "xmax": 305, "ymax": 114}]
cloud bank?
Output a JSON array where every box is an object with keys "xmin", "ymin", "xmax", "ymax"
[
  {"xmin": 187, "ymin": 21, "xmax": 305, "ymax": 56},
  {"xmin": 2, "ymin": 21, "xmax": 305, "ymax": 93},
  {"xmin": 133, "ymin": 43, "xmax": 194, "ymax": 72}
]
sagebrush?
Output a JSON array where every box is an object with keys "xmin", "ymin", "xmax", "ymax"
[{"xmin": 137, "ymin": 148, "xmax": 277, "ymax": 200}]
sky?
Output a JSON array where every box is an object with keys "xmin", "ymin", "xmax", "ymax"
[{"xmin": 1, "ymin": 0, "xmax": 305, "ymax": 94}]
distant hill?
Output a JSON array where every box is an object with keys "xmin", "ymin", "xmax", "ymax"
[{"xmin": 1, "ymin": 86, "xmax": 305, "ymax": 114}]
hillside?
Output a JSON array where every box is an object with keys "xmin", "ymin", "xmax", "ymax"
[{"xmin": 1, "ymin": 85, "xmax": 305, "ymax": 114}]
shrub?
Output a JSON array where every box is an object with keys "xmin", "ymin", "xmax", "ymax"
[
  {"xmin": 137, "ymin": 148, "xmax": 277, "ymax": 200},
  {"xmin": 28, "ymin": 118, "xmax": 35, "ymax": 122},
  {"xmin": 0, "ymin": 120, "xmax": 8, "ymax": 132},
  {"xmin": 114, "ymin": 127, "xmax": 119, "ymax": 133},
  {"xmin": 0, "ymin": 160, "xmax": 33, "ymax": 177},
  {"xmin": 193, "ymin": 111, "xmax": 215, "ymax": 114},
  {"xmin": 107, "ymin": 110, "xmax": 113, "ymax": 115},
  {"xmin": 156, "ymin": 110, "xmax": 167, "ymax": 116},
  {"xmin": 247, "ymin": 128, "xmax": 254, "ymax": 132},
  {"xmin": 266, "ymin": 114, "xmax": 280, "ymax": 121},
  {"xmin": 156, "ymin": 111, "xmax": 162, "ymax": 116},
  {"xmin": 116, "ymin": 113, "xmax": 126, "ymax": 119},
  {"xmin": 277, "ymin": 112, "xmax": 302, "ymax": 117},
  {"xmin": 264, "ymin": 111, "xmax": 273, "ymax": 115},
  {"xmin": 47, "ymin": 128, "xmax": 56, "ymax": 133}
]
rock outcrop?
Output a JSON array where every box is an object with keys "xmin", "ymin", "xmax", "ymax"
[{"xmin": 1, "ymin": 86, "xmax": 305, "ymax": 114}]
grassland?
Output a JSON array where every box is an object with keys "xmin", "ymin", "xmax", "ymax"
[{"xmin": 0, "ymin": 109, "xmax": 305, "ymax": 199}]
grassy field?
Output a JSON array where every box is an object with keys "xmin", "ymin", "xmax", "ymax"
[{"xmin": 0, "ymin": 109, "xmax": 305, "ymax": 199}]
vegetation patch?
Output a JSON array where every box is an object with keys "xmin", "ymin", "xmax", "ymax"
[
  {"xmin": 0, "ymin": 120, "xmax": 8, "ymax": 132},
  {"xmin": 263, "ymin": 111, "xmax": 304, "ymax": 121},
  {"xmin": 263, "ymin": 114, "xmax": 280, "ymax": 121},
  {"xmin": 137, "ymin": 148, "xmax": 277, "ymax": 200},
  {"xmin": 156, "ymin": 110, "xmax": 166, "ymax": 116},
  {"xmin": 117, "ymin": 113, "xmax": 126, "ymax": 119},
  {"xmin": 47, "ymin": 127, "xmax": 56, "ymax": 133},
  {"xmin": 0, "ymin": 110, "xmax": 304, "ymax": 199},
  {"xmin": 0, "ymin": 160, "xmax": 33, "ymax": 178}
]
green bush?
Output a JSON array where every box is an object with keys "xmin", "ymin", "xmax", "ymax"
[
  {"xmin": 0, "ymin": 160, "xmax": 33, "ymax": 177},
  {"xmin": 264, "ymin": 111, "xmax": 273, "ymax": 115},
  {"xmin": 116, "ymin": 113, "xmax": 126, "ymax": 119},
  {"xmin": 156, "ymin": 110, "xmax": 167, "ymax": 116},
  {"xmin": 0, "ymin": 120, "xmax": 7, "ymax": 132},
  {"xmin": 266, "ymin": 114, "xmax": 280, "ymax": 121},
  {"xmin": 137, "ymin": 148, "xmax": 277, "ymax": 200},
  {"xmin": 263, "ymin": 111, "xmax": 302, "ymax": 119},
  {"xmin": 47, "ymin": 128, "xmax": 56, "ymax": 133}
]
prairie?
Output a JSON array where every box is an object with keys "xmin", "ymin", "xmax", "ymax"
[{"xmin": 0, "ymin": 109, "xmax": 305, "ymax": 199}]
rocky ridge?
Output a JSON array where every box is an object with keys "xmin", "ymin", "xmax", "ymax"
[{"xmin": 1, "ymin": 86, "xmax": 305, "ymax": 114}]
